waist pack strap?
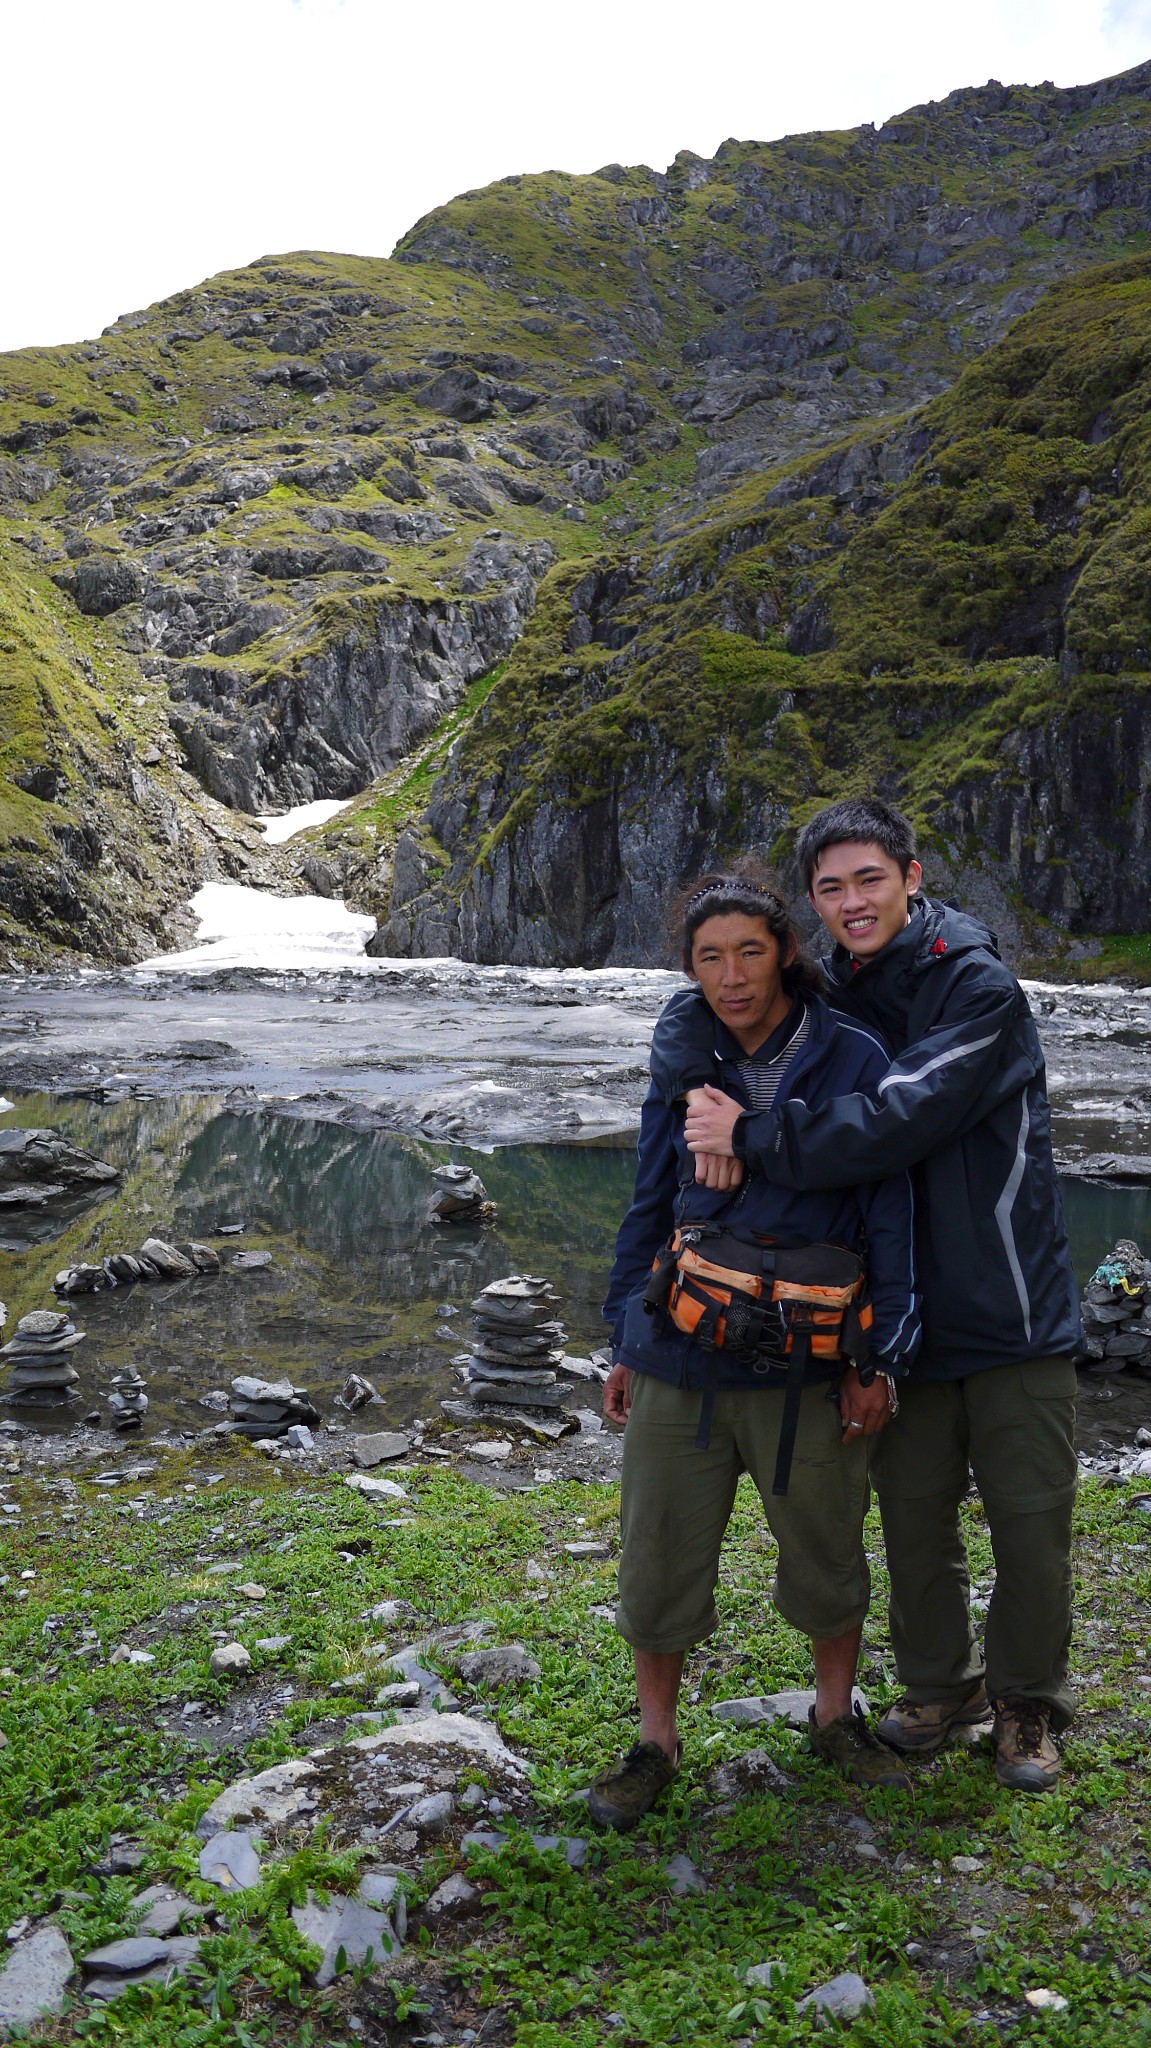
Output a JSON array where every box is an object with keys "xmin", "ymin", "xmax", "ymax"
[
  {"xmin": 641, "ymin": 1240, "xmax": 680, "ymax": 1316},
  {"xmin": 693, "ymin": 1379, "xmax": 718, "ymax": 1452},
  {"xmin": 772, "ymin": 1329, "xmax": 811, "ymax": 1498}
]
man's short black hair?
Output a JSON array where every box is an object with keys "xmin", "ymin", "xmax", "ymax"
[{"xmin": 794, "ymin": 798, "xmax": 918, "ymax": 891}]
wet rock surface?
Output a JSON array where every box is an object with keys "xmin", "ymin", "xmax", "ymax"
[{"xmin": 1, "ymin": 967, "xmax": 1148, "ymax": 1164}]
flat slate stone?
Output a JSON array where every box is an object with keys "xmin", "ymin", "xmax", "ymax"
[
  {"xmin": 82, "ymin": 1936, "xmax": 172, "ymax": 1974},
  {"xmin": 665, "ymin": 1853, "xmax": 708, "ymax": 1897},
  {"xmin": 453, "ymin": 1643, "xmax": 541, "ymax": 1688},
  {"xmin": 131, "ymin": 1887, "xmax": 199, "ymax": 1938},
  {"xmin": 353, "ymin": 1431, "xmax": 411, "ymax": 1468},
  {"xmin": 0, "ymin": 1924, "xmax": 75, "ymax": 2031},
  {"xmin": 198, "ymin": 1829, "xmax": 261, "ymax": 1890},
  {"xmin": 711, "ymin": 1686, "xmax": 868, "ymax": 1729},
  {"xmin": 83, "ymin": 1938, "xmax": 201, "ymax": 2001},
  {"xmin": 291, "ymin": 1894, "xmax": 398, "ymax": 1987},
  {"xmin": 797, "ymin": 1971, "xmax": 875, "ymax": 2019}
]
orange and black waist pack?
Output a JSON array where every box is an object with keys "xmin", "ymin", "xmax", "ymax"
[
  {"xmin": 641, "ymin": 1226, "xmax": 872, "ymax": 1491},
  {"xmin": 643, "ymin": 1225, "xmax": 872, "ymax": 1369}
]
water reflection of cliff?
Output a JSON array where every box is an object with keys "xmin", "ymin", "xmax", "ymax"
[
  {"xmin": 172, "ymin": 1111, "xmax": 637, "ymax": 1339},
  {"xmin": 0, "ymin": 1097, "xmax": 638, "ymax": 1434}
]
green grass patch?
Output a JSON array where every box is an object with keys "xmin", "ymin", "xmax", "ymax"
[{"xmin": 0, "ymin": 1440, "xmax": 1147, "ymax": 2043}]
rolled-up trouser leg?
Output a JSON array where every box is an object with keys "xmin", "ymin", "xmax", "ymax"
[
  {"xmin": 966, "ymin": 1358, "xmax": 1078, "ymax": 1728},
  {"xmin": 869, "ymin": 1379, "xmax": 985, "ymax": 1705}
]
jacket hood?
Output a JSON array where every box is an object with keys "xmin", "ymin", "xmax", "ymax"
[{"xmin": 824, "ymin": 895, "xmax": 1001, "ymax": 992}]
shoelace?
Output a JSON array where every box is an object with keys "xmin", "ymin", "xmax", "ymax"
[{"xmin": 1002, "ymin": 1699, "xmax": 1047, "ymax": 1756}]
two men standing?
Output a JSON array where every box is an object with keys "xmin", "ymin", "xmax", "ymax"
[{"xmin": 599, "ymin": 796, "xmax": 1078, "ymax": 1818}]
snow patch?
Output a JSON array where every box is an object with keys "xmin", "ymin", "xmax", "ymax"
[
  {"xmin": 139, "ymin": 884, "xmax": 376, "ymax": 973},
  {"xmin": 257, "ymin": 799, "xmax": 353, "ymax": 844}
]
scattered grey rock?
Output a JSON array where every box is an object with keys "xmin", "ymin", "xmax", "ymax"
[
  {"xmin": 198, "ymin": 1830, "xmax": 261, "ymax": 1891},
  {"xmin": 564, "ymin": 1540, "xmax": 610, "ymax": 1560},
  {"xmin": 209, "ymin": 1642, "xmax": 251, "ymax": 1679},
  {"xmin": 254, "ymin": 1635, "xmax": 292, "ymax": 1655},
  {"xmin": 377, "ymin": 1680, "xmax": 422, "ymax": 1707},
  {"xmin": 196, "ymin": 1758, "xmax": 320, "ymax": 1836},
  {"xmin": 0, "ymin": 1924, "xmax": 75, "ymax": 2031},
  {"xmin": 358, "ymin": 1872, "xmax": 408, "ymax": 1940},
  {"xmin": 285, "ymin": 1424, "xmax": 315, "ymax": 1451},
  {"xmin": 83, "ymin": 1936, "xmax": 202, "ymax": 2001},
  {"xmin": 291, "ymin": 1894, "xmax": 398, "ymax": 1986},
  {"xmin": 707, "ymin": 1749, "xmax": 793, "ymax": 1801},
  {"xmin": 665, "ymin": 1854, "xmax": 707, "ymax": 1897},
  {"xmin": 131, "ymin": 1887, "xmax": 199, "ymax": 1939},
  {"xmin": 346, "ymin": 1473, "xmax": 408, "ymax": 1500},
  {"xmin": 408, "ymin": 1790, "xmax": 454, "ymax": 1836},
  {"xmin": 93, "ymin": 1836, "xmax": 145, "ymax": 1876},
  {"xmin": 745, "ymin": 1960, "xmax": 783, "ymax": 1988},
  {"xmin": 797, "ymin": 1972, "xmax": 875, "ymax": 2019},
  {"xmin": 339, "ymin": 1373, "xmax": 378, "ymax": 1410},
  {"xmin": 231, "ymin": 1249, "xmax": 273, "ymax": 1271},
  {"xmin": 82, "ymin": 1936, "xmax": 172, "ymax": 1975},
  {"xmin": 453, "ymin": 1643, "xmax": 541, "ymax": 1689},
  {"xmin": 424, "ymin": 1872, "xmax": 479, "ymax": 1917},
  {"xmin": 0, "ymin": 1127, "xmax": 118, "ymax": 1194},
  {"xmin": 353, "ymin": 1430, "xmax": 411, "ymax": 1468},
  {"xmin": 712, "ymin": 1687, "xmax": 868, "ymax": 1729}
]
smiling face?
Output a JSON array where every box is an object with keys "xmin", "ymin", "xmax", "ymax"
[
  {"xmin": 688, "ymin": 912, "xmax": 795, "ymax": 1054},
  {"xmin": 808, "ymin": 839, "xmax": 923, "ymax": 958}
]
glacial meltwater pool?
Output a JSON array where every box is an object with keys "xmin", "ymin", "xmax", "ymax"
[{"xmin": 1, "ymin": 1092, "xmax": 1149, "ymax": 1454}]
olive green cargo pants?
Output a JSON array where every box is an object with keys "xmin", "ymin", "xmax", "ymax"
[{"xmin": 869, "ymin": 1357, "xmax": 1077, "ymax": 1728}]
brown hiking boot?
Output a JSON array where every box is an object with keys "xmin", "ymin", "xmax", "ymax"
[
  {"xmin": 808, "ymin": 1705, "xmax": 911, "ymax": 1790},
  {"xmin": 876, "ymin": 1683, "xmax": 992, "ymax": 1755},
  {"xmin": 587, "ymin": 1740, "xmax": 681, "ymax": 1830},
  {"xmin": 992, "ymin": 1696, "xmax": 1062, "ymax": 1793}
]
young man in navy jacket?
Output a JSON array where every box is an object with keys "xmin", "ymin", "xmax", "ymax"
[
  {"xmin": 655, "ymin": 799, "xmax": 1081, "ymax": 1793},
  {"xmin": 591, "ymin": 874, "xmax": 919, "ymax": 1829}
]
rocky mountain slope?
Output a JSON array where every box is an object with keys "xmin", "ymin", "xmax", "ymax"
[{"xmin": 3, "ymin": 60, "xmax": 1151, "ymax": 966}]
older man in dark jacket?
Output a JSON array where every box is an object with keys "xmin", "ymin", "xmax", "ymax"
[{"xmin": 654, "ymin": 799, "xmax": 1080, "ymax": 1792}]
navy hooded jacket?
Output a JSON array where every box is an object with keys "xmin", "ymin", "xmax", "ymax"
[
  {"xmin": 649, "ymin": 898, "xmax": 1081, "ymax": 1378},
  {"xmin": 604, "ymin": 993, "xmax": 921, "ymax": 1390}
]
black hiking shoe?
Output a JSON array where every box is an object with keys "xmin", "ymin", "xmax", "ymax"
[
  {"xmin": 808, "ymin": 1704, "xmax": 911, "ymax": 1790},
  {"xmin": 587, "ymin": 1740, "xmax": 681, "ymax": 1830}
]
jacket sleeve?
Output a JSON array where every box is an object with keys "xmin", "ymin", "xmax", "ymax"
[
  {"xmin": 855, "ymin": 1171, "xmax": 921, "ymax": 1372},
  {"xmin": 602, "ymin": 1086, "xmax": 682, "ymax": 1342},
  {"xmin": 649, "ymin": 984, "xmax": 716, "ymax": 1100},
  {"xmin": 735, "ymin": 971, "xmax": 1032, "ymax": 1189}
]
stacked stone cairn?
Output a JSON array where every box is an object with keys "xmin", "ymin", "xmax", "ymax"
[
  {"xmin": 1078, "ymin": 1239, "xmax": 1151, "ymax": 1376},
  {"xmin": 429, "ymin": 1165, "xmax": 495, "ymax": 1226},
  {"xmin": 54, "ymin": 1238, "xmax": 221, "ymax": 1296},
  {"xmin": 227, "ymin": 1374, "xmax": 321, "ymax": 1440},
  {"xmin": 108, "ymin": 1367, "xmax": 149, "ymax": 1430},
  {"xmin": 0, "ymin": 1309, "xmax": 84, "ymax": 1407},
  {"xmin": 461, "ymin": 1276, "xmax": 568, "ymax": 1410}
]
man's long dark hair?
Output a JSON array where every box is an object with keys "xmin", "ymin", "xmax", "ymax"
[{"xmin": 675, "ymin": 866, "xmax": 825, "ymax": 997}]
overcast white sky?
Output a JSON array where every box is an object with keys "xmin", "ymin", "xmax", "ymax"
[{"xmin": 2, "ymin": 0, "xmax": 1150, "ymax": 355}]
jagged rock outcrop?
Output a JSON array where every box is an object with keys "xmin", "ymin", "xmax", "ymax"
[{"xmin": 165, "ymin": 542, "xmax": 553, "ymax": 811}]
